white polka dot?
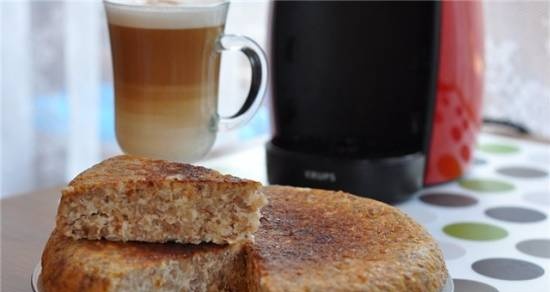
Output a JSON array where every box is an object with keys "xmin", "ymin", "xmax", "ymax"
[
  {"xmin": 399, "ymin": 207, "xmax": 437, "ymax": 224},
  {"xmin": 524, "ymin": 191, "xmax": 550, "ymax": 206},
  {"xmin": 438, "ymin": 241, "xmax": 466, "ymax": 260}
]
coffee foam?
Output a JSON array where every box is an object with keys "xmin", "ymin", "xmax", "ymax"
[{"xmin": 105, "ymin": 0, "xmax": 227, "ymax": 29}]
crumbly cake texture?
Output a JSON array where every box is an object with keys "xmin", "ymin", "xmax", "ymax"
[
  {"xmin": 42, "ymin": 185, "xmax": 448, "ymax": 292},
  {"xmin": 40, "ymin": 230, "xmax": 248, "ymax": 292},
  {"xmin": 56, "ymin": 155, "xmax": 266, "ymax": 244}
]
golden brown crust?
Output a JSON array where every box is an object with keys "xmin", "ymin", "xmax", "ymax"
[
  {"xmin": 66, "ymin": 155, "xmax": 259, "ymax": 190},
  {"xmin": 249, "ymin": 186, "xmax": 448, "ymax": 292}
]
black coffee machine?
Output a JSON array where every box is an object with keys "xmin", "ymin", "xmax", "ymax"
[{"xmin": 266, "ymin": 1, "xmax": 441, "ymax": 203}]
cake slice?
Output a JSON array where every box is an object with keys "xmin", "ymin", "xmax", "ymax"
[
  {"xmin": 42, "ymin": 185, "xmax": 448, "ymax": 292},
  {"xmin": 56, "ymin": 155, "xmax": 266, "ymax": 244}
]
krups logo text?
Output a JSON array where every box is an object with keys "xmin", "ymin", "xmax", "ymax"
[{"xmin": 304, "ymin": 170, "xmax": 336, "ymax": 182}]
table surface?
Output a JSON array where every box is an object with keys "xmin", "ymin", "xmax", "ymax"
[
  {"xmin": 2, "ymin": 186, "xmax": 60, "ymax": 292},
  {"xmin": 2, "ymin": 133, "xmax": 550, "ymax": 292}
]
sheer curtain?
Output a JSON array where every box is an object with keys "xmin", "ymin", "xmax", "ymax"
[
  {"xmin": 2, "ymin": 1, "xmax": 105, "ymax": 197},
  {"xmin": 483, "ymin": 1, "xmax": 550, "ymax": 137},
  {"xmin": 2, "ymin": 1, "xmax": 36, "ymax": 196}
]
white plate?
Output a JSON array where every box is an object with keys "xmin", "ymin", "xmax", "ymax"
[
  {"xmin": 32, "ymin": 262, "xmax": 454, "ymax": 292},
  {"xmin": 31, "ymin": 262, "xmax": 41, "ymax": 292},
  {"xmin": 442, "ymin": 275, "xmax": 454, "ymax": 292}
]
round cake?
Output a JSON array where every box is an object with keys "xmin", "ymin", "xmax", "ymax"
[{"xmin": 40, "ymin": 185, "xmax": 448, "ymax": 291}]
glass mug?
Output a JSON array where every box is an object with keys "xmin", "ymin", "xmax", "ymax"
[{"xmin": 104, "ymin": 0, "xmax": 267, "ymax": 161}]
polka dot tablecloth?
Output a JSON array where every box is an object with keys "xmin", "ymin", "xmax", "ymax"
[
  {"xmin": 398, "ymin": 134, "xmax": 550, "ymax": 292},
  {"xmin": 200, "ymin": 133, "xmax": 550, "ymax": 292}
]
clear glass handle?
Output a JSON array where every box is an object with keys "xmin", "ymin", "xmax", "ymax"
[{"xmin": 216, "ymin": 34, "xmax": 268, "ymax": 131}]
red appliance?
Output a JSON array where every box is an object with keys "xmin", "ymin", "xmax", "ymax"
[
  {"xmin": 425, "ymin": 0, "xmax": 485, "ymax": 185},
  {"xmin": 267, "ymin": 1, "xmax": 484, "ymax": 203}
]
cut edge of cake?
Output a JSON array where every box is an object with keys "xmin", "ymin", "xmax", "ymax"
[{"xmin": 55, "ymin": 155, "xmax": 267, "ymax": 244}]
